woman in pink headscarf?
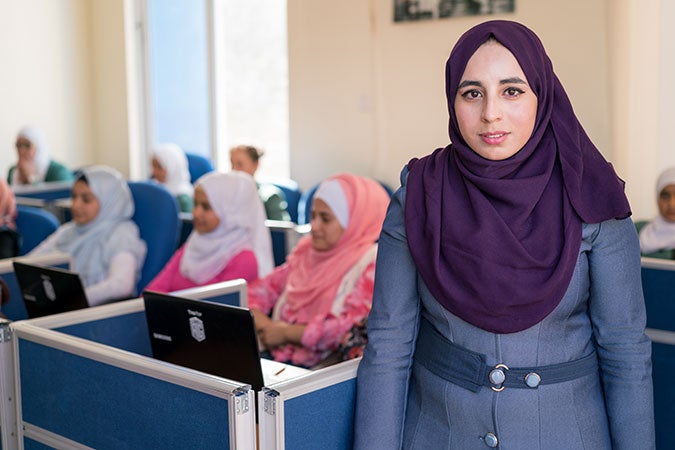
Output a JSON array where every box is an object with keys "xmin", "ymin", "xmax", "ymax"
[
  {"xmin": 0, "ymin": 180, "xmax": 19, "ymax": 258},
  {"xmin": 249, "ymin": 173, "xmax": 390, "ymax": 367}
]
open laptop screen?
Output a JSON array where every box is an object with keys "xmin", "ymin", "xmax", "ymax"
[
  {"xmin": 13, "ymin": 261, "xmax": 89, "ymax": 319},
  {"xmin": 142, "ymin": 290, "xmax": 266, "ymax": 391}
]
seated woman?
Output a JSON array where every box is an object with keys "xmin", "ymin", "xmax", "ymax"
[
  {"xmin": 145, "ymin": 171, "xmax": 274, "ymax": 293},
  {"xmin": 0, "ymin": 180, "xmax": 20, "ymax": 258},
  {"xmin": 249, "ymin": 173, "xmax": 390, "ymax": 367},
  {"xmin": 229, "ymin": 144, "xmax": 292, "ymax": 221},
  {"xmin": 8, "ymin": 125, "xmax": 74, "ymax": 185},
  {"xmin": 638, "ymin": 166, "xmax": 675, "ymax": 259},
  {"xmin": 150, "ymin": 143, "xmax": 194, "ymax": 213},
  {"xmin": 28, "ymin": 166, "xmax": 147, "ymax": 306}
]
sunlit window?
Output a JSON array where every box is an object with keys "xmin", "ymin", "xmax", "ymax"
[{"xmin": 145, "ymin": 0, "xmax": 289, "ymax": 178}]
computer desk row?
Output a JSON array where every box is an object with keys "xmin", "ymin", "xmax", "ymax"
[{"xmin": 0, "ymin": 278, "xmax": 359, "ymax": 450}]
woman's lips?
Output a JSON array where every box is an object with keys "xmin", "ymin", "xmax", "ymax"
[{"xmin": 480, "ymin": 131, "xmax": 509, "ymax": 145}]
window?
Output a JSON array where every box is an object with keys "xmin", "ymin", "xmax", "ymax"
[{"xmin": 142, "ymin": 0, "xmax": 289, "ymax": 178}]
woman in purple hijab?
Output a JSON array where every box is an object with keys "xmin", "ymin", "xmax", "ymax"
[{"xmin": 354, "ymin": 20, "xmax": 654, "ymax": 449}]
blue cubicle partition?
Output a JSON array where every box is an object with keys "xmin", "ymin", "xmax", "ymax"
[
  {"xmin": 11, "ymin": 297, "xmax": 256, "ymax": 450},
  {"xmin": 641, "ymin": 257, "xmax": 675, "ymax": 450},
  {"xmin": 170, "ymin": 278, "xmax": 248, "ymax": 307},
  {"xmin": 0, "ymin": 253, "xmax": 72, "ymax": 321},
  {"xmin": 0, "ymin": 319, "xmax": 17, "ymax": 450},
  {"xmin": 258, "ymin": 358, "xmax": 359, "ymax": 450}
]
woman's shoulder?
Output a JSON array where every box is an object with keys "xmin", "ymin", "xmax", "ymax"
[
  {"xmin": 108, "ymin": 220, "xmax": 142, "ymax": 239},
  {"xmin": 176, "ymin": 193, "xmax": 193, "ymax": 213},
  {"xmin": 257, "ymin": 183, "xmax": 285, "ymax": 202},
  {"xmin": 46, "ymin": 160, "xmax": 74, "ymax": 181},
  {"xmin": 582, "ymin": 217, "xmax": 639, "ymax": 247},
  {"xmin": 232, "ymin": 248, "xmax": 257, "ymax": 261}
]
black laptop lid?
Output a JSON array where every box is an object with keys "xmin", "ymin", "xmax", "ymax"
[
  {"xmin": 12, "ymin": 261, "xmax": 89, "ymax": 319},
  {"xmin": 142, "ymin": 290, "xmax": 265, "ymax": 391}
]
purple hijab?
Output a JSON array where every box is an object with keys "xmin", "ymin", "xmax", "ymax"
[{"xmin": 405, "ymin": 20, "xmax": 631, "ymax": 334}]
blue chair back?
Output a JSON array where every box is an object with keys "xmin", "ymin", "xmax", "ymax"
[
  {"xmin": 297, "ymin": 184, "xmax": 320, "ymax": 225},
  {"xmin": 128, "ymin": 181, "xmax": 181, "ymax": 293},
  {"xmin": 15, "ymin": 205, "xmax": 60, "ymax": 255},
  {"xmin": 185, "ymin": 152, "xmax": 215, "ymax": 184}
]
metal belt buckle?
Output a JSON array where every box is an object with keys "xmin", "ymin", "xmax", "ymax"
[{"xmin": 489, "ymin": 363, "xmax": 509, "ymax": 392}]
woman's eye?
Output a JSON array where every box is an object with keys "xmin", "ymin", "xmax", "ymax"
[
  {"xmin": 461, "ymin": 89, "xmax": 482, "ymax": 100},
  {"xmin": 504, "ymin": 87, "xmax": 525, "ymax": 97}
]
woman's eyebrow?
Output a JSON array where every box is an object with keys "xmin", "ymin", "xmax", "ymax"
[
  {"xmin": 458, "ymin": 80, "xmax": 482, "ymax": 89},
  {"xmin": 500, "ymin": 77, "xmax": 527, "ymax": 85}
]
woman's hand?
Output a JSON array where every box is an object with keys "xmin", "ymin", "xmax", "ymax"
[
  {"xmin": 16, "ymin": 157, "xmax": 36, "ymax": 184},
  {"xmin": 257, "ymin": 320, "xmax": 306, "ymax": 349}
]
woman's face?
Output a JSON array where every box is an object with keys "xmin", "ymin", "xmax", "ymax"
[
  {"xmin": 229, "ymin": 149, "xmax": 258, "ymax": 177},
  {"xmin": 151, "ymin": 157, "xmax": 167, "ymax": 183},
  {"xmin": 454, "ymin": 40, "xmax": 538, "ymax": 161},
  {"xmin": 15, "ymin": 137, "xmax": 36, "ymax": 162},
  {"xmin": 192, "ymin": 186, "xmax": 220, "ymax": 234},
  {"xmin": 71, "ymin": 180, "xmax": 100, "ymax": 225},
  {"xmin": 658, "ymin": 184, "xmax": 675, "ymax": 222},
  {"xmin": 310, "ymin": 198, "xmax": 345, "ymax": 251}
]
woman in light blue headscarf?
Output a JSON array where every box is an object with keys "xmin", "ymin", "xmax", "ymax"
[{"xmin": 29, "ymin": 166, "xmax": 147, "ymax": 305}]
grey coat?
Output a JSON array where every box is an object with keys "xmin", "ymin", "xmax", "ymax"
[{"xmin": 354, "ymin": 172, "xmax": 655, "ymax": 449}]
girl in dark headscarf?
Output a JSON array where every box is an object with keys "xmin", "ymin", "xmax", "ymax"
[{"xmin": 354, "ymin": 20, "xmax": 654, "ymax": 449}]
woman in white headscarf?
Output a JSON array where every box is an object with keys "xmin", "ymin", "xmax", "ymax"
[
  {"xmin": 151, "ymin": 143, "xmax": 194, "ymax": 213},
  {"xmin": 638, "ymin": 167, "xmax": 675, "ymax": 259},
  {"xmin": 8, "ymin": 125, "xmax": 74, "ymax": 185},
  {"xmin": 29, "ymin": 166, "xmax": 147, "ymax": 305},
  {"xmin": 145, "ymin": 171, "xmax": 273, "ymax": 293}
]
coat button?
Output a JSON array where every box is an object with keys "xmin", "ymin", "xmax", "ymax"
[
  {"xmin": 524, "ymin": 372, "xmax": 541, "ymax": 388},
  {"xmin": 484, "ymin": 432, "xmax": 499, "ymax": 447},
  {"xmin": 489, "ymin": 368, "xmax": 505, "ymax": 385}
]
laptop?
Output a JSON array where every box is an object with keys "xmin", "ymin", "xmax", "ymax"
[
  {"xmin": 142, "ymin": 291, "xmax": 309, "ymax": 391},
  {"xmin": 13, "ymin": 261, "xmax": 89, "ymax": 319}
]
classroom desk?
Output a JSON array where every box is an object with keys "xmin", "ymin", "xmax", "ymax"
[{"xmin": 6, "ymin": 279, "xmax": 361, "ymax": 449}]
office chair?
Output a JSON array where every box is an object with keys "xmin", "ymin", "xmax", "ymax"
[
  {"xmin": 184, "ymin": 152, "xmax": 215, "ymax": 184},
  {"xmin": 15, "ymin": 205, "xmax": 60, "ymax": 255},
  {"xmin": 128, "ymin": 181, "xmax": 181, "ymax": 293}
]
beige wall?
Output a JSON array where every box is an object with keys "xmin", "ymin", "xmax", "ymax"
[
  {"xmin": 0, "ymin": 0, "xmax": 94, "ymax": 176},
  {"xmin": 89, "ymin": 0, "xmax": 134, "ymax": 176},
  {"xmin": 613, "ymin": 0, "xmax": 675, "ymax": 220},
  {"xmin": 0, "ymin": 0, "xmax": 672, "ymax": 220},
  {"xmin": 288, "ymin": 0, "xmax": 612, "ymax": 193},
  {"xmin": 0, "ymin": 0, "xmax": 134, "ymax": 179}
]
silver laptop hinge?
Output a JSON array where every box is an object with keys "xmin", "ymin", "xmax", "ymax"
[
  {"xmin": 262, "ymin": 388, "xmax": 279, "ymax": 416},
  {"xmin": 0, "ymin": 321, "xmax": 11, "ymax": 343},
  {"xmin": 233, "ymin": 385, "xmax": 250, "ymax": 415}
]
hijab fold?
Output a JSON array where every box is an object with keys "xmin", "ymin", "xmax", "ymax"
[
  {"xmin": 405, "ymin": 20, "xmax": 631, "ymax": 334},
  {"xmin": 152, "ymin": 143, "xmax": 193, "ymax": 197},
  {"xmin": 180, "ymin": 171, "xmax": 273, "ymax": 283}
]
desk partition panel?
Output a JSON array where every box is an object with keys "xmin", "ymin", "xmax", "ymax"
[
  {"xmin": 258, "ymin": 358, "xmax": 360, "ymax": 450},
  {"xmin": 11, "ymin": 300, "xmax": 256, "ymax": 449},
  {"xmin": 641, "ymin": 257, "xmax": 675, "ymax": 450},
  {"xmin": 6, "ymin": 278, "xmax": 362, "ymax": 449},
  {"xmin": 170, "ymin": 278, "xmax": 248, "ymax": 307},
  {"xmin": 0, "ymin": 319, "xmax": 17, "ymax": 450}
]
